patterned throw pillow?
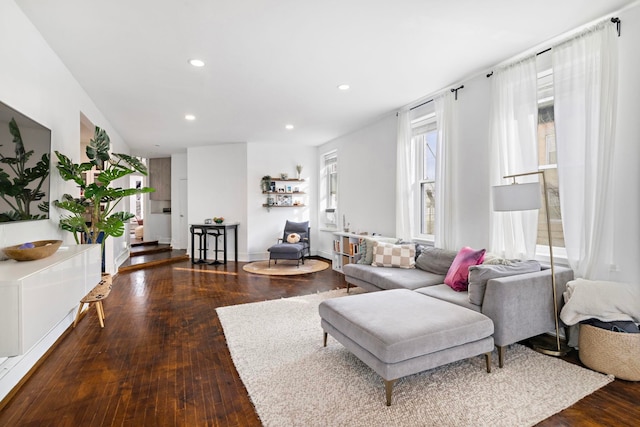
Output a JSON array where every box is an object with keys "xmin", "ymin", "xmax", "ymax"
[
  {"xmin": 444, "ymin": 247, "xmax": 486, "ymax": 291},
  {"xmin": 357, "ymin": 236, "xmax": 400, "ymax": 264},
  {"xmin": 371, "ymin": 242, "xmax": 416, "ymax": 269}
]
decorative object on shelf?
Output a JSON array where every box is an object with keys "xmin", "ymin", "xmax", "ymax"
[
  {"xmin": 343, "ymin": 214, "xmax": 350, "ymax": 232},
  {"xmin": 267, "ymin": 196, "xmax": 274, "ymax": 206},
  {"xmin": 3, "ymin": 239, "xmax": 62, "ymax": 261},
  {"xmin": 261, "ymin": 175, "xmax": 272, "ymax": 192},
  {"xmin": 204, "ymin": 218, "xmax": 212, "ymax": 224},
  {"xmin": 53, "ymin": 126, "xmax": 155, "ymax": 270},
  {"xmin": 492, "ymin": 169, "xmax": 570, "ymax": 357},
  {"xmin": 296, "ymin": 164, "xmax": 303, "ymax": 179},
  {"xmin": 280, "ymin": 173, "xmax": 288, "ymax": 180},
  {"xmin": 213, "ymin": 216, "xmax": 224, "ymax": 224},
  {"xmin": 286, "ymin": 186, "xmax": 292, "ymax": 193},
  {"xmin": 277, "ymin": 194, "xmax": 293, "ymax": 206},
  {"xmin": 0, "ymin": 117, "xmax": 51, "ymax": 222}
]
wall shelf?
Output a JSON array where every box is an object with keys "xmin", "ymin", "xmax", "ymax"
[{"xmin": 261, "ymin": 175, "xmax": 306, "ymax": 211}]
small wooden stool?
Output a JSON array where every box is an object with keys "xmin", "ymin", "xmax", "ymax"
[{"xmin": 74, "ymin": 273, "xmax": 113, "ymax": 328}]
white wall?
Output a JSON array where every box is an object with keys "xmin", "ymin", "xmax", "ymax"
[
  {"xmin": 316, "ymin": 5, "xmax": 640, "ymax": 283},
  {"xmin": 609, "ymin": 4, "xmax": 640, "ymax": 283},
  {"xmin": 316, "ymin": 113, "xmax": 397, "ymax": 258},
  {"xmin": 187, "ymin": 144, "xmax": 248, "ymax": 260},
  {"xmin": 246, "ymin": 143, "xmax": 317, "ymax": 260},
  {"xmin": 0, "ymin": 1, "xmax": 131, "ymax": 274}
]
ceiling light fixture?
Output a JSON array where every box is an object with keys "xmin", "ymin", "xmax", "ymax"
[
  {"xmin": 185, "ymin": 114, "xmax": 196, "ymax": 121},
  {"xmin": 188, "ymin": 59, "xmax": 205, "ymax": 67},
  {"xmin": 337, "ymin": 84, "xmax": 350, "ymax": 90},
  {"xmin": 285, "ymin": 124, "xmax": 294, "ymax": 130}
]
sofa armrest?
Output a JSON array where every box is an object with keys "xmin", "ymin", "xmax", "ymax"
[{"xmin": 482, "ymin": 266, "xmax": 574, "ymax": 347}]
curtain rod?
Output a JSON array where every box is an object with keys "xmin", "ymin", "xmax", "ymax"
[
  {"xmin": 409, "ymin": 98, "xmax": 433, "ymax": 111},
  {"xmin": 408, "ymin": 84, "xmax": 466, "ymax": 110},
  {"xmin": 486, "ymin": 16, "xmax": 621, "ymax": 78}
]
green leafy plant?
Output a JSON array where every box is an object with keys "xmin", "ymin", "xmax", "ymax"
[
  {"xmin": 0, "ymin": 118, "xmax": 50, "ymax": 222},
  {"xmin": 53, "ymin": 126, "xmax": 154, "ymax": 254}
]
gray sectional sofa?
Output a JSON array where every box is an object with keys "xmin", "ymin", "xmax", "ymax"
[{"xmin": 343, "ymin": 246, "xmax": 574, "ymax": 367}]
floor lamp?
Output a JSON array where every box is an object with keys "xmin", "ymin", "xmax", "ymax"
[{"xmin": 492, "ymin": 170, "xmax": 570, "ymax": 357}]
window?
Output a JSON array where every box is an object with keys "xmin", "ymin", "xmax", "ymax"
[
  {"xmin": 411, "ymin": 112, "xmax": 437, "ymax": 237},
  {"xmin": 320, "ymin": 151, "xmax": 338, "ymax": 227},
  {"xmin": 537, "ymin": 56, "xmax": 565, "ymax": 248}
]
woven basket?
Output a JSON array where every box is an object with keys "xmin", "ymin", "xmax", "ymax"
[{"xmin": 579, "ymin": 324, "xmax": 640, "ymax": 381}]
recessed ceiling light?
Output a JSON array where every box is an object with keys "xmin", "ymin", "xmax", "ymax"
[
  {"xmin": 285, "ymin": 124, "xmax": 294, "ymax": 130},
  {"xmin": 188, "ymin": 59, "xmax": 205, "ymax": 67},
  {"xmin": 337, "ymin": 84, "xmax": 350, "ymax": 90},
  {"xmin": 185, "ymin": 114, "xmax": 196, "ymax": 121}
]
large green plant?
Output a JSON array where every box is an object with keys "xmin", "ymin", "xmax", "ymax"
[
  {"xmin": 0, "ymin": 118, "xmax": 50, "ymax": 222},
  {"xmin": 53, "ymin": 126, "xmax": 154, "ymax": 252}
]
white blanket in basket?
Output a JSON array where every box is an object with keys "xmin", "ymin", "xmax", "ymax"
[{"xmin": 560, "ymin": 278, "xmax": 640, "ymax": 326}]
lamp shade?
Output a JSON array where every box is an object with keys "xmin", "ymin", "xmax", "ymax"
[{"xmin": 492, "ymin": 182, "xmax": 541, "ymax": 211}]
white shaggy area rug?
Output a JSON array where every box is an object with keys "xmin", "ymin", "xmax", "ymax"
[{"xmin": 216, "ymin": 289, "xmax": 613, "ymax": 427}]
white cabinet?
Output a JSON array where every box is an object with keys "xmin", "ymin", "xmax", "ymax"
[
  {"xmin": 149, "ymin": 157, "xmax": 171, "ymax": 201},
  {"xmin": 0, "ymin": 245, "xmax": 101, "ymax": 356}
]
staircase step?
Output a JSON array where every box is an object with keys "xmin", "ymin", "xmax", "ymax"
[
  {"xmin": 130, "ymin": 244, "xmax": 172, "ymax": 257},
  {"xmin": 131, "ymin": 240, "xmax": 159, "ymax": 248},
  {"xmin": 119, "ymin": 249, "xmax": 188, "ymax": 273}
]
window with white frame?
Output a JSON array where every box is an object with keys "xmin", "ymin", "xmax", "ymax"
[
  {"xmin": 537, "ymin": 53, "xmax": 565, "ymax": 248},
  {"xmin": 320, "ymin": 151, "xmax": 338, "ymax": 227},
  {"xmin": 411, "ymin": 112, "xmax": 438, "ymax": 237}
]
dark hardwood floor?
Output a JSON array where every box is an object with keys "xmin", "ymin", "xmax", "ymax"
[{"xmin": 0, "ymin": 259, "xmax": 638, "ymax": 426}]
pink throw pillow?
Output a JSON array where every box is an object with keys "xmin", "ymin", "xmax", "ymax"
[{"xmin": 444, "ymin": 247, "xmax": 486, "ymax": 292}]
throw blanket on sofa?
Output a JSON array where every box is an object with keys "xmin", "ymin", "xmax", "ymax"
[{"xmin": 560, "ymin": 278, "xmax": 640, "ymax": 326}]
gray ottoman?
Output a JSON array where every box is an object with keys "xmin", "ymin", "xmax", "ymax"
[{"xmin": 319, "ymin": 289, "xmax": 494, "ymax": 405}]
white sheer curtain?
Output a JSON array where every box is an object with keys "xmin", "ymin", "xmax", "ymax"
[
  {"xmin": 553, "ymin": 23, "xmax": 618, "ymax": 279},
  {"xmin": 489, "ymin": 56, "xmax": 539, "ymax": 259},
  {"xmin": 395, "ymin": 110, "xmax": 415, "ymax": 240},
  {"xmin": 434, "ymin": 92, "xmax": 456, "ymax": 250}
]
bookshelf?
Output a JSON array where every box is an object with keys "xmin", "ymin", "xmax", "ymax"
[{"xmin": 332, "ymin": 232, "xmax": 364, "ymax": 272}]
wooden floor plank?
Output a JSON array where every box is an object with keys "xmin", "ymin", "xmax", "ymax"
[{"xmin": 0, "ymin": 258, "xmax": 638, "ymax": 426}]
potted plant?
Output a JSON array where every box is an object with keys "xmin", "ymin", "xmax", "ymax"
[
  {"xmin": 53, "ymin": 126, "xmax": 154, "ymax": 268},
  {"xmin": 261, "ymin": 175, "xmax": 272, "ymax": 192}
]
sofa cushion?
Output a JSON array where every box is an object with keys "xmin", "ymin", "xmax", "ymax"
[
  {"xmin": 467, "ymin": 260, "xmax": 541, "ymax": 305},
  {"xmin": 343, "ymin": 264, "xmax": 444, "ymax": 291},
  {"xmin": 444, "ymin": 247, "xmax": 486, "ymax": 291},
  {"xmin": 415, "ymin": 285, "xmax": 481, "ymax": 312},
  {"xmin": 357, "ymin": 236, "xmax": 399, "ymax": 265},
  {"xmin": 371, "ymin": 242, "xmax": 416, "ymax": 269},
  {"xmin": 415, "ymin": 247, "xmax": 458, "ymax": 274}
]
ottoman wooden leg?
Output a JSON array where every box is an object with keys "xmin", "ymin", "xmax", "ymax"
[
  {"xmin": 384, "ymin": 379, "xmax": 396, "ymax": 406},
  {"xmin": 323, "ymin": 332, "xmax": 328, "ymax": 347},
  {"xmin": 485, "ymin": 352, "xmax": 492, "ymax": 373},
  {"xmin": 497, "ymin": 346, "xmax": 505, "ymax": 368}
]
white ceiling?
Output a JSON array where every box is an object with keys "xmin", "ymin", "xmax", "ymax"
[{"xmin": 16, "ymin": 0, "xmax": 633, "ymax": 158}]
